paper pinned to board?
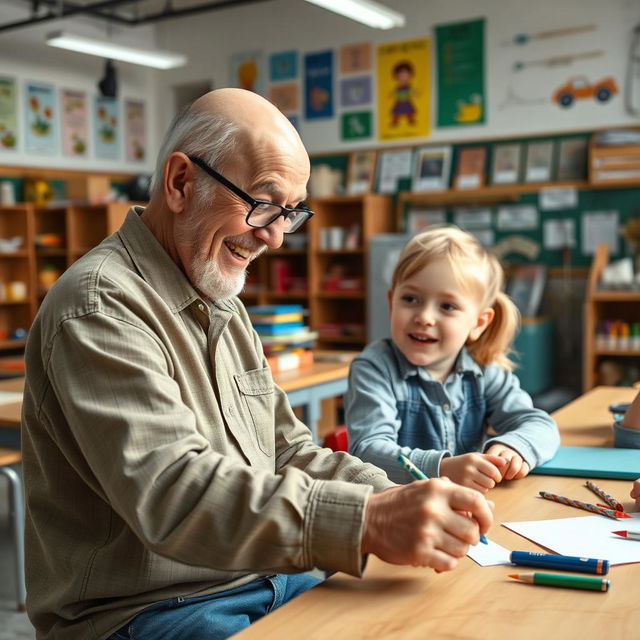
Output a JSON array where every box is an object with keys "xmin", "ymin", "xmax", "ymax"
[{"xmin": 503, "ymin": 511, "xmax": 640, "ymax": 566}]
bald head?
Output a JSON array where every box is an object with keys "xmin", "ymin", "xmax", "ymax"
[{"xmin": 150, "ymin": 88, "xmax": 308, "ymax": 198}]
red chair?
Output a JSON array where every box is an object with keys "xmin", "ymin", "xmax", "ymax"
[{"xmin": 323, "ymin": 425, "xmax": 348, "ymax": 452}]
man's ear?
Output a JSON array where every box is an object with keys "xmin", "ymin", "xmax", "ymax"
[
  {"xmin": 468, "ymin": 307, "xmax": 495, "ymax": 342},
  {"xmin": 163, "ymin": 152, "xmax": 194, "ymax": 214}
]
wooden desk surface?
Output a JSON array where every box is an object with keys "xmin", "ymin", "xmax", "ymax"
[
  {"xmin": 272, "ymin": 352, "xmax": 355, "ymax": 393},
  {"xmin": 233, "ymin": 386, "xmax": 640, "ymax": 639}
]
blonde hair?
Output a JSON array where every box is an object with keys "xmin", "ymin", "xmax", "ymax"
[{"xmin": 390, "ymin": 226, "xmax": 520, "ymax": 370}]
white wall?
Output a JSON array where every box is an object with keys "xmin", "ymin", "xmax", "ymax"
[
  {"xmin": 1, "ymin": 0, "xmax": 638, "ymax": 167},
  {"xmin": 154, "ymin": 0, "xmax": 640, "ymax": 154},
  {"xmin": 0, "ymin": 3, "xmax": 159, "ymax": 172}
]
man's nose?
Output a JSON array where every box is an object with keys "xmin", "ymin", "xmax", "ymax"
[{"xmin": 253, "ymin": 217, "xmax": 286, "ymax": 249}]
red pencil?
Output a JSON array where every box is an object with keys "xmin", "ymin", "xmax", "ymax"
[{"xmin": 612, "ymin": 530, "xmax": 640, "ymax": 541}]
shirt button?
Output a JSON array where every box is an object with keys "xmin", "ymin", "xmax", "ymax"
[
  {"xmin": 198, "ymin": 303, "xmax": 205, "ymax": 312},
  {"xmin": 442, "ymin": 403, "xmax": 450, "ymax": 412}
]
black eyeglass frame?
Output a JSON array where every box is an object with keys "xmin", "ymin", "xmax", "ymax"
[{"xmin": 188, "ymin": 155, "xmax": 313, "ymax": 233}]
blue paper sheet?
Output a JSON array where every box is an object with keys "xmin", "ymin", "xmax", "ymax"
[{"xmin": 531, "ymin": 446, "xmax": 639, "ymax": 480}]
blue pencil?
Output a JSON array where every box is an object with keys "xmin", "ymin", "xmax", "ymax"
[{"xmin": 396, "ymin": 454, "xmax": 488, "ymax": 544}]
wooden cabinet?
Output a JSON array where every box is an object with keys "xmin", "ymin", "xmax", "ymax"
[
  {"xmin": 583, "ymin": 242, "xmax": 640, "ymax": 390},
  {"xmin": 240, "ymin": 194, "xmax": 394, "ymax": 349},
  {"xmin": 0, "ymin": 201, "xmax": 131, "ymax": 352}
]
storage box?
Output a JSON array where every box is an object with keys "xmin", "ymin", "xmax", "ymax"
[{"xmin": 65, "ymin": 176, "xmax": 111, "ymax": 203}]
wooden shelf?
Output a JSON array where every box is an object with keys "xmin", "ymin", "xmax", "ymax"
[
  {"xmin": 583, "ymin": 242, "xmax": 640, "ymax": 390},
  {"xmin": 0, "ymin": 200, "xmax": 132, "ymax": 353}
]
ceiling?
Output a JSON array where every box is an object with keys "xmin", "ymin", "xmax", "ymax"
[{"xmin": 0, "ymin": 0, "xmax": 272, "ymax": 34}]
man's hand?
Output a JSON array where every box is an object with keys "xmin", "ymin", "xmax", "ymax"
[
  {"xmin": 484, "ymin": 444, "xmax": 530, "ymax": 480},
  {"xmin": 439, "ymin": 453, "xmax": 506, "ymax": 492},
  {"xmin": 631, "ymin": 478, "xmax": 640, "ymax": 507},
  {"xmin": 361, "ymin": 478, "xmax": 493, "ymax": 573}
]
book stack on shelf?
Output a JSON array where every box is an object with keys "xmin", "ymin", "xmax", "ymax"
[{"xmin": 246, "ymin": 304, "xmax": 318, "ymax": 372}]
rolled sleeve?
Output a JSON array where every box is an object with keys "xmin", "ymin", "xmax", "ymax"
[{"xmin": 613, "ymin": 421, "xmax": 640, "ymax": 449}]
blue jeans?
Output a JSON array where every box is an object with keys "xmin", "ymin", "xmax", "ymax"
[{"xmin": 107, "ymin": 573, "xmax": 322, "ymax": 640}]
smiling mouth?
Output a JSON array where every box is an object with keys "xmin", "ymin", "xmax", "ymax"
[
  {"xmin": 225, "ymin": 240, "xmax": 255, "ymax": 261},
  {"xmin": 409, "ymin": 334, "xmax": 437, "ymax": 343}
]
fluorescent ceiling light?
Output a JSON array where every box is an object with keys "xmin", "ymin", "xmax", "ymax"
[
  {"xmin": 46, "ymin": 31, "xmax": 187, "ymax": 69},
  {"xmin": 303, "ymin": 0, "xmax": 405, "ymax": 29}
]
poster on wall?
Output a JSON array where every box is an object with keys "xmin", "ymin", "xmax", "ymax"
[
  {"xmin": 341, "ymin": 111, "xmax": 372, "ymax": 141},
  {"xmin": 230, "ymin": 50, "xmax": 265, "ymax": 95},
  {"xmin": 340, "ymin": 42, "xmax": 372, "ymax": 74},
  {"xmin": 0, "ymin": 76, "xmax": 17, "ymax": 151},
  {"xmin": 435, "ymin": 18, "xmax": 485, "ymax": 127},
  {"xmin": 268, "ymin": 83, "xmax": 298, "ymax": 113},
  {"xmin": 125, "ymin": 99, "xmax": 146, "ymax": 162},
  {"xmin": 94, "ymin": 96, "xmax": 119, "ymax": 161},
  {"xmin": 270, "ymin": 51, "xmax": 297, "ymax": 82},
  {"xmin": 304, "ymin": 50, "xmax": 334, "ymax": 119},
  {"xmin": 25, "ymin": 81, "xmax": 57, "ymax": 155},
  {"xmin": 61, "ymin": 89, "xmax": 88, "ymax": 157},
  {"xmin": 340, "ymin": 76, "xmax": 372, "ymax": 108},
  {"xmin": 377, "ymin": 38, "xmax": 430, "ymax": 141}
]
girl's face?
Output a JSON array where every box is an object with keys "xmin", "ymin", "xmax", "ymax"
[
  {"xmin": 395, "ymin": 68, "xmax": 411, "ymax": 85},
  {"xmin": 388, "ymin": 258, "xmax": 494, "ymax": 381}
]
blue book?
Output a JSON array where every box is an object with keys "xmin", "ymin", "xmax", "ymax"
[
  {"xmin": 245, "ymin": 304, "xmax": 303, "ymax": 315},
  {"xmin": 531, "ymin": 446, "xmax": 640, "ymax": 480},
  {"xmin": 254, "ymin": 322, "xmax": 305, "ymax": 335}
]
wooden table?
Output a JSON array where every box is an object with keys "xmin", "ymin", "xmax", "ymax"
[{"xmin": 232, "ymin": 386, "xmax": 640, "ymax": 640}]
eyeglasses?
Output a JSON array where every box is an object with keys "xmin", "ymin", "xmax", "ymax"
[{"xmin": 188, "ymin": 155, "xmax": 313, "ymax": 233}]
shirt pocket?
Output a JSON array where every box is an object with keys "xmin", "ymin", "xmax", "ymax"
[{"xmin": 234, "ymin": 367, "xmax": 275, "ymax": 456}]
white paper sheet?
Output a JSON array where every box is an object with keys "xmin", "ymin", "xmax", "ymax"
[
  {"xmin": 502, "ymin": 511, "xmax": 640, "ymax": 565},
  {"xmin": 466, "ymin": 538, "xmax": 512, "ymax": 566}
]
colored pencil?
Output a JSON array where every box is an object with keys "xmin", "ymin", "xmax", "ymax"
[
  {"xmin": 508, "ymin": 572, "xmax": 610, "ymax": 592},
  {"xmin": 585, "ymin": 480, "xmax": 624, "ymax": 512},
  {"xmin": 396, "ymin": 454, "xmax": 488, "ymax": 544},
  {"xmin": 612, "ymin": 530, "xmax": 640, "ymax": 541},
  {"xmin": 538, "ymin": 491, "xmax": 631, "ymax": 519}
]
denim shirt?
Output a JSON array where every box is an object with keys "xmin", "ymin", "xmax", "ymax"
[
  {"xmin": 614, "ymin": 421, "xmax": 640, "ymax": 449},
  {"xmin": 345, "ymin": 339, "xmax": 560, "ymax": 483}
]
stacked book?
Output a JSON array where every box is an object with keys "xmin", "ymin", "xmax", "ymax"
[{"xmin": 246, "ymin": 304, "xmax": 317, "ymax": 372}]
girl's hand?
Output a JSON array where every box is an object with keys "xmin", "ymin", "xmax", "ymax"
[
  {"xmin": 439, "ymin": 453, "xmax": 507, "ymax": 493},
  {"xmin": 631, "ymin": 478, "xmax": 640, "ymax": 507},
  {"xmin": 484, "ymin": 444, "xmax": 530, "ymax": 480}
]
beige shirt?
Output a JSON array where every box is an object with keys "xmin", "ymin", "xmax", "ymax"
[{"xmin": 22, "ymin": 208, "xmax": 393, "ymax": 640}]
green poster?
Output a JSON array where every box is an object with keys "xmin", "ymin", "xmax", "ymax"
[
  {"xmin": 341, "ymin": 111, "xmax": 372, "ymax": 140},
  {"xmin": 436, "ymin": 18, "xmax": 485, "ymax": 127},
  {"xmin": 0, "ymin": 76, "xmax": 17, "ymax": 150}
]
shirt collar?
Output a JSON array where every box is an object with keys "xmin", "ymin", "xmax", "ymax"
[
  {"xmin": 117, "ymin": 207, "xmax": 236, "ymax": 315},
  {"xmin": 390, "ymin": 340, "xmax": 483, "ymax": 380}
]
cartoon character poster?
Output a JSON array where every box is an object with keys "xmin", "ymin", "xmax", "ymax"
[
  {"xmin": 377, "ymin": 38, "xmax": 430, "ymax": 141},
  {"xmin": 94, "ymin": 96, "xmax": 119, "ymax": 161},
  {"xmin": 304, "ymin": 50, "xmax": 334, "ymax": 119},
  {"xmin": 25, "ymin": 81, "xmax": 57, "ymax": 155},
  {"xmin": 61, "ymin": 89, "xmax": 88, "ymax": 157},
  {"xmin": 125, "ymin": 99, "xmax": 146, "ymax": 162},
  {"xmin": 230, "ymin": 51, "xmax": 265, "ymax": 95},
  {"xmin": 0, "ymin": 76, "xmax": 17, "ymax": 151}
]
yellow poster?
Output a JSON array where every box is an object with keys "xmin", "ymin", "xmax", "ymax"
[{"xmin": 377, "ymin": 38, "xmax": 430, "ymax": 141}]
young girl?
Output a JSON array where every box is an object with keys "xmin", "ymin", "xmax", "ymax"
[{"xmin": 345, "ymin": 226, "xmax": 560, "ymax": 491}]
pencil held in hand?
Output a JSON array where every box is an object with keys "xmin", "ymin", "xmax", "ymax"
[{"xmin": 395, "ymin": 454, "xmax": 488, "ymax": 544}]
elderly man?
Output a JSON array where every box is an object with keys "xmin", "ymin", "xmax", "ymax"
[{"xmin": 21, "ymin": 89, "xmax": 492, "ymax": 640}]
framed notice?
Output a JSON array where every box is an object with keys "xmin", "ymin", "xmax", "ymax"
[
  {"xmin": 557, "ymin": 136, "xmax": 588, "ymax": 181},
  {"xmin": 346, "ymin": 150, "xmax": 377, "ymax": 195},
  {"xmin": 454, "ymin": 146, "xmax": 487, "ymax": 189},
  {"xmin": 491, "ymin": 143, "xmax": 522, "ymax": 185},
  {"xmin": 412, "ymin": 146, "xmax": 451, "ymax": 192},
  {"xmin": 525, "ymin": 140, "xmax": 555, "ymax": 183}
]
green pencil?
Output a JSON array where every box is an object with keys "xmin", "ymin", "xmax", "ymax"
[
  {"xmin": 396, "ymin": 454, "xmax": 488, "ymax": 544},
  {"xmin": 509, "ymin": 572, "xmax": 610, "ymax": 592}
]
